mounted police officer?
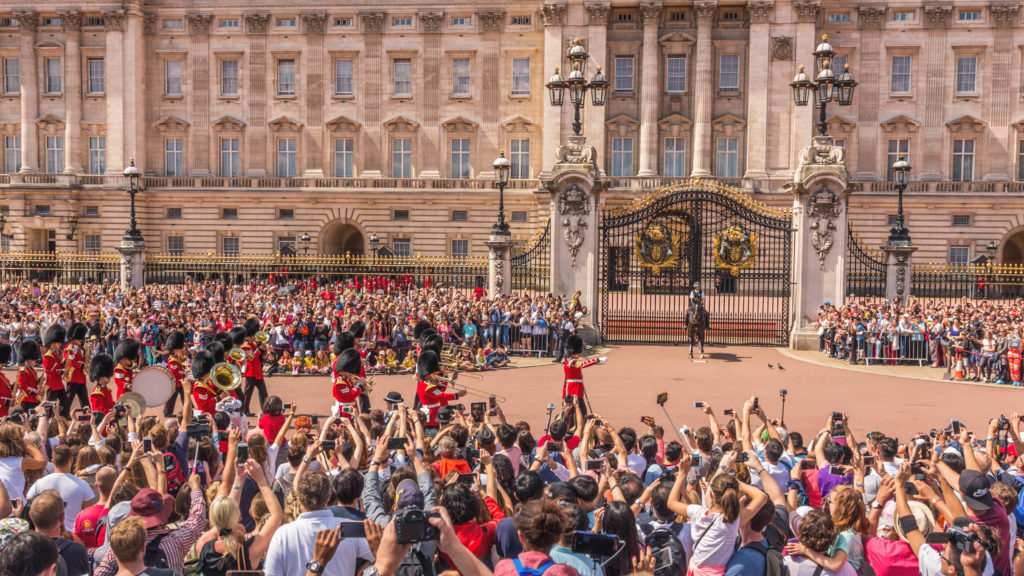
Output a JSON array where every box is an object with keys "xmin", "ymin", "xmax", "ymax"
[{"xmin": 686, "ymin": 281, "xmax": 707, "ymax": 326}]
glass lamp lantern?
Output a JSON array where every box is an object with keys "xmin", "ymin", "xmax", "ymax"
[{"xmin": 546, "ymin": 67, "xmax": 565, "ymax": 107}]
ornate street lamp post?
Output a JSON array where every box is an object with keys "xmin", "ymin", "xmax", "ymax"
[
  {"xmin": 546, "ymin": 39, "xmax": 608, "ymax": 136},
  {"xmin": 790, "ymin": 35, "xmax": 857, "ymax": 137},
  {"xmin": 300, "ymin": 232, "xmax": 311, "ymax": 256},
  {"xmin": 122, "ymin": 158, "xmax": 143, "ymax": 243},
  {"xmin": 64, "ymin": 214, "xmax": 78, "ymax": 241},
  {"xmin": 369, "ymin": 232, "xmax": 379, "ymax": 259},
  {"xmin": 888, "ymin": 154, "xmax": 912, "ymax": 247},
  {"xmin": 492, "ymin": 151, "xmax": 511, "ymax": 236},
  {"xmin": 0, "ymin": 214, "xmax": 12, "ymax": 241}
]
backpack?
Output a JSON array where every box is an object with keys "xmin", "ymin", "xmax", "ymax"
[
  {"xmin": 641, "ymin": 521, "xmax": 687, "ymax": 576},
  {"xmin": 744, "ymin": 541, "xmax": 788, "ymax": 576},
  {"xmin": 395, "ymin": 545, "xmax": 435, "ymax": 576},
  {"xmin": 144, "ymin": 533, "xmax": 171, "ymax": 570},
  {"xmin": 511, "ymin": 559, "xmax": 554, "ymax": 576}
]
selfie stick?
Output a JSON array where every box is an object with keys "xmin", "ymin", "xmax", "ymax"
[
  {"xmin": 544, "ymin": 403, "xmax": 555, "ymax": 435},
  {"xmin": 658, "ymin": 401, "xmax": 686, "ymax": 445},
  {"xmin": 780, "ymin": 393, "xmax": 787, "ymax": 428},
  {"xmin": 190, "ymin": 440, "xmax": 201, "ymax": 475}
]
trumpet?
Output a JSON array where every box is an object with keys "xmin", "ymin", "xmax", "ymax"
[
  {"xmin": 211, "ymin": 362, "xmax": 242, "ymax": 392},
  {"xmin": 351, "ymin": 375, "xmax": 375, "ymax": 393},
  {"xmin": 435, "ymin": 376, "xmax": 505, "ymax": 402},
  {"xmin": 255, "ymin": 331, "xmax": 270, "ymax": 344}
]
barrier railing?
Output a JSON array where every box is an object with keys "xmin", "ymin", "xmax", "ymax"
[
  {"xmin": 911, "ymin": 262, "xmax": 1024, "ymax": 302},
  {"xmin": 0, "ymin": 251, "xmax": 120, "ymax": 285}
]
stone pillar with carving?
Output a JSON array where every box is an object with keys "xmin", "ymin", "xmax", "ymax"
[
  {"xmin": 882, "ymin": 245, "xmax": 917, "ymax": 303},
  {"xmin": 117, "ymin": 239, "xmax": 145, "ymax": 290},
  {"xmin": 791, "ymin": 0, "xmax": 820, "ymax": 170},
  {"xmin": 853, "ymin": 6, "xmax": 883, "ymax": 181},
  {"xmin": 478, "ymin": 11, "xmax": 505, "ymax": 178},
  {"xmin": 584, "ymin": 3, "xmax": 609, "ymax": 174},
  {"xmin": 61, "ymin": 10, "xmax": 83, "ymax": 174},
  {"xmin": 360, "ymin": 12, "xmax": 385, "ymax": 178},
  {"xmin": 418, "ymin": 12, "xmax": 443, "ymax": 178},
  {"xmin": 485, "ymin": 232, "xmax": 514, "ymax": 297},
  {"xmin": 919, "ymin": 6, "xmax": 951, "ymax": 181},
  {"xmin": 124, "ymin": 4, "xmax": 145, "ymax": 173},
  {"xmin": 541, "ymin": 140, "xmax": 607, "ymax": 342},
  {"xmin": 787, "ymin": 136, "xmax": 851, "ymax": 349},
  {"xmin": 245, "ymin": 13, "xmax": 269, "ymax": 177},
  {"xmin": 743, "ymin": 1, "xmax": 772, "ymax": 180},
  {"xmin": 302, "ymin": 13, "xmax": 326, "ymax": 177},
  {"xmin": 15, "ymin": 11, "xmax": 38, "ymax": 173},
  {"xmin": 988, "ymin": 5, "xmax": 1018, "ymax": 181},
  {"xmin": 636, "ymin": 3, "xmax": 661, "ymax": 177},
  {"xmin": 540, "ymin": 4, "xmax": 566, "ymax": 173},
  {"xmin": 186, "ymin": 14, "xmax": 212, "ymax": 176},
  {"xmin": 103, "ymin": 10, "xmax": 125, "ymax": 174},
  {"xmin": 690, "ymin": 1, "xmax": 715, "ymax": 177}
]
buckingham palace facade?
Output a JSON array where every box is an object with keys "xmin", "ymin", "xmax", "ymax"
[{"xmin": 3, "ymin": 0, "xmax": 1024, "ymax": 264}]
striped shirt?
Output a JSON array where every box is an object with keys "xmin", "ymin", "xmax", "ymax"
[{"xmin": 94, "ymin": 488, "xmax": 207, "ymax": 576}]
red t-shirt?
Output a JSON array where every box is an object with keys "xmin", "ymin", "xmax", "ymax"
[
  {"xmin": 74, "ymin": 503, "xmax": 108, "ymax": 549},
  {"xmin": 259, "ymin": 413, "xmax": 287, "ymax": 443},
  {"xmin": 537, "ymin": 435, "xmax": 581, "ymax": 451}
]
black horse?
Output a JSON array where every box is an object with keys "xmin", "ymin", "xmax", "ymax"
[{"xmin": 687, "ymin": 299, "xmax": 709, "ymax": 359}]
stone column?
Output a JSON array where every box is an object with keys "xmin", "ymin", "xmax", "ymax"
[
  {"xmin": 882, "ymin": 245, "xmax": 917, "ymax": 302},
  {"xmin": 743, "ymin": 1, "xmax": 772, "ymax": 179},
  {"xmin": 418, "ymin": 12, "xmax": 443, "ymax": 178},
  {"xmin": 919, "ymin": 6, "xmax": 951, "ymax": 181},
  {"xmin": 791, "ymin": 0, "xmax": 819, "ymax": 170},
  {"xmin": 540, "ymin": 4, "xmax": 566, "ymax": 174},
  {"xmin": 301, "ymin": 13, "xmax": 326, "ymax": 177},
  {"xmin": 61, "ymin": 11, "xmax": 83, "ymax": 174},
  {"xmin": 103, "ymin": 10, "xmax": 125, "ymax": 174},
  {"xmin": 636, "ymin": 3, "xmax": 661, "ymax": 177},
  {"xmin": 244, "ymin": 13, "xmax": 269, "ymax": 177},
  {"xmin": 14, "ymin": 11, "xmax": 38, "ymax": 173},
  {"xmin": 787, "ymin": 136, "xmax": 851, "ymax": 349},
  {"xmin": 124, "ymin": 7, "xmax": 145, "ymax": 173},
  {"xmin": 690, "ymin": 1, "xmax": 716, "ymax": 177},
  {"xmin": 117, "ymin": 239, "xmax": 145, "ymax": 289},
  {"xmin": 485, "ymin": 232, "xmax": 514, "ymax": 296},
  {"xmin": 478, "ymin": 11, "xmax": 505, "ymax": 179},
  {"xmin": 584, "ymin": 4, "xmax": 609, "ymax": 176},
  {"xmin": 540, "ymin": 138, "xmax": 606, "ymax": 341},
  {"xmin": 987, "ymin": 5, "xmax": 1018, "ymax": 181},
  {"xmin": 186, "ymin": 14, "xmax": 212, "ymax": 176},
  {"xmin": 360, "ymin": 12, "xmax": 385, "ymax": 178},
  {"xmin": 853, "ymin": 6, "xmax": 883, "ymax": 180}
]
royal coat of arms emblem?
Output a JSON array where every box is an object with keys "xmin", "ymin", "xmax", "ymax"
[
  {"xmin": 634, "ymin": 221, "xmax": 682, "ymax": 275},
  {"xmin": 713, "ymin": 224, "xmax": 758, "ymax": 277}
]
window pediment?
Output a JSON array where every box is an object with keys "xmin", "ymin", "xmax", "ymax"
[
  {"xmin": 502, "ymin": 115, "xmax": 536, "ymax": 132},
  {"xmin": 711, "ymin": 113, "xmax": 746, "ymax": 130},
  {"xmin": 35, "ymin": 113, "xmax": 65, "ymax": 128},
  {"xmin": 155, "ymin": 115, "xmax": 190, "ymax": 132},
  {"xmin": 268, "ymin": 115, "xmax": 303, "ymax": 132},
  {"xmin": 212, "ymin": 115, "xmax": 246, "ymax": 132},
  {"xmin": 658, "ymin": 113, "xmax": 693, "ymax": 131},
  {"xmin": 326, "ymin": 115, "xmax": 361, "ymax": 132},
  {"xmin": 946, "ymin": 114, "xmax": 985, "ymax": 133},
  {"xmin": 441, "ymin": 116, "xmax": 478, "ymax": 133},
  {"xmin": 659, "ymin": 32, "xmax": 696, "ymax": 45},
  {"xmin": 880, "ymin": 114, "xmax": 920, "ymax": 133},
  {"xmin": 1011, "ymin": 118, "xmax": 1024, "ymax": 133},
  {"xmin": 384, "ymin": 116, "xmax": 420, "ymax": 133},
  {"xmin": 826, "ymin": 115, "xmax": 856, "ymax": 134}
]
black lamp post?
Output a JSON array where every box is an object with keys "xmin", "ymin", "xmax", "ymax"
[
  {"xmin": 987, "ymin": 240, "xmax": 999, "ymax": 262},
  {"xmin": 790, "ymin": 35, "xmax": 857, "ymax": 137},
  {"xmin": 492, "ymin": 151, "xmax": 511, "ymax": 235},
  {"xmin": 546, "ymin": 39, "xmax": 608, "ymax": 137},
  {"xmin": 300, "ymin": 232, "xmax": 311, "ymax": 255},
  {"xmin": 888, "ymin": 154, "xmax": 912, "ymax": 246},
  {"xmin": 0, "ymin": 214, "xmax": 13, "ymax": 241},
  {"xmin": 122, "ymin": 158, "xmax": 143, "ymax": 243},
  {"xmin": 369, "ymin": 233, "xmax": 379, "ymax": 259},
  {"xmin": 64, "ymin": 214, "xmax": 78, "ymax": 241}
]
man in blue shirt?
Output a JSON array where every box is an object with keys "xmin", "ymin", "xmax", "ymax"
[
  {"xmin": 549, "ymin": 503, "xmax": 603, "ymax": 576},
  {"xmin": 724, "ymin": 479, "xmax": 778, "ymax": 576}
]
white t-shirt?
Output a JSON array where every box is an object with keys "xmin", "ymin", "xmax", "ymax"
[
  {"xmin": 783, "ymin": 555, "xmax": 857, "ymax": 576},
  {"xmin": 26, "ymin": 472, "xmax": 95, "ymax": 531},
  {"xmin": 0, "ymin": 456, "xmax": 25, "ymax": 500},
  {"xmin": 686, "ymin": 505, "xmax": 740, "ymax": 569},
  {"xmin": 748, "ymin": 454, "xmax": 795, "ymax": 492}
]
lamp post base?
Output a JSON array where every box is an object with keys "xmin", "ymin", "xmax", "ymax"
[{"xmin": 117, "ymin": 237, "xmax": 146, "ymax": 290}]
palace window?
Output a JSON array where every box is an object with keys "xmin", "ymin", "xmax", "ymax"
[
  {"xmin": 163, "ymin": 20, "xmax": 182, "ymax": 30},
  {"xmin": 393, "ymin": 239, "xmax": 411, "ymax": 257},
  {"xmin": 891, "ymin": 56, "xmax": 911, "ymax": 94},
  {"xmin": 277, "ymin": 236, "xmax": 296, "ymax": 253},
  {"xmin": 886, "ymin": 139, "xmax": 910, "ymax": 181},
  {"xmin": 1018, "ymin": 140, "xmax": 1024, "ymax": 181},
  {"xmin": 719, "ymin": 55, "xmax": 740, "ymax": 93},
  {"xmin": 952, "ymin": 215, "xmax": 971, "ymax": 227},
  {"xmin": 451, "ymin": 239, "xmax": 469, "ymax": 259},
  {"xmin": 392, "ymin": 17, "xmax": 413, "ymax": 27},
  {"xmin": 277, "ymin": 138, "xmax": 297, "ymax": 177},
  {"xmin": 393, "ymin": 210, "xmax": 409, "ymax": 221},
  {"xmin": 3, "ymin": 58, "xmax": 17, "ymax": 94},
  {"xmin": 334, "ymin": 138, "xmax": 354, "ymax": 178},
  {"xmin": 611, "ymin": 138, "xmax": 633, "ymax": 177},
  {"xmin": 277, "ymin": 18, "xmax": 296, "ymax": 27},
  {"xmin": 511, "ymin": 211, "xmax": 528, "ymax": 222},
  {"xmin": 222, "ymin": 208, "xmax": 238, "ymax": 219},
  {"xmin": 716, "ymin": 137, "xmax": 739, "ymax": 177},
  {"xmin": 278, "ymin": 60, "xmax": 296, "ymax": 96},
  {"xmin": 892, "ymin": 11, "xmax": 915, "ymax": 21},
  {"xmin": 45, "ymin": 58, "xmax": 61, "ymax": 94},
  {"xmin": 335, "ymin": 18, "xmax": 354, "ymax": 27},
  {"xmin": 827, "ymin": 12, "xmax": 850, "ymax": 23},
  {"xmin": 614, "ymin": 56, "xmax": 634, "ymax": 92},
  {"xmin": 278, "ymin": 209, "xmax": 294, "ymax": 220},
  {"xmin": 84, "ymin": 206, "xmax": 99, "ymax": 217},
  {"xmin": 952, "ymin": 139, "xmax": 975, "ymax": 182},
  {"xmin": 221, "ymin": 60, "xmax": 239, "ymax": 96},
  {"xmin": 451, "ymin": 139, "xmax": 471, "ymax": 179},
  {"xmin": 666, "ymin": 56, "xmax": 686, "ymax": 93},
  {"xmin": 958, "ymin": 10, "xmax": 981, "ymax": 21},
  {"xmin": 452, "ymin": 58, "xmax": 471, "ymax": 96},
  {"xmin": 219, "ymin": 19, "xmax": 239, "ymax": 29},
  {"xmin": 452, "ymin": 17, "xmax": 471, "ymax": 26},
  {"xmin": 510, "ymin": 139, "xmax": 530, "ymax": 179},
  {"xmin": 166, "ymin": 208, "xmax": 182, "ymax": 219},
  {"xmin": 335, "ymin": 59, "xmax": 353, "ymax": 96},
  {"xmin": 45, "ymin": 136, "xmax": 63, "ymax": 174},
  {"xmin": 87, "ymin": 59, "xmax": 104, "ymax": 94},
  {"xmin": 511, "ymin": 15, "xmax": 531, "ymax": 26},
  {"xmin": 88, "ymin": 137, "xmax": 106, "ymax": 175},
  {"xmin": 222, "ymin": 237, "xmax": 239, "ymax": 255},
  {"xmin": 4, "ymin": 136, "xmax": 20, "ymax": 173},
  {"xmin": 220, "ymin": 138, "xmax": 240, "ymax": 177},
  {"xmin": 165, "ymin": 138, "xmax": 183, "ymax": 176},
  {"xmin": 84, "ymin": 234, "xmax": 101, "ymax": 253},
  {"xmin": 664, "ymin": 138, "xmax": 686, "ymax": 177},
  {"xmin": 393, "ymin": 59, "xmax": 412, "ymax": 96},
  {"xmin": 165, "ymin": 61, "xmax": 182, "ymax": 96},
  {"xmin": 392, "ymin": 138, "xmax": 412, "ymax": 178},
  {"xmin": 167, "ymin": 236, "xmax": 184, "ymax": 255},
  {"xmin": 949, "ymin": 246, "xmax": 969, "ymax": 264},
  {"xmin": 452, "ymin": 210, "xmax": 468, "ymax": 222},
  {"xmin": 511, "ymin": 58, "xmax": 530, "ymax": 96},
  {"xmin": 956, "ymin": 55, "xmax": 977, "ymax": 94}
]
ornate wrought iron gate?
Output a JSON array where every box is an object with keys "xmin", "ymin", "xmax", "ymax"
[
  {"xmin": 510, "ymin": 220, "xmax": 550, "ymax": 294},
  {"xmin": 845, "ymin": 223, "xmax": 887, "ymax": 298},
  {"xmin": 599, "ymin": 181, "xmax": 792, "ymax": 346}
]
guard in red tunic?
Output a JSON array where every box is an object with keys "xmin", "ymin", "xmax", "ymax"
[
  {"xmin": 89, "ymin": 353, "xmax": 115, "ymax": 414},
  {"xmin": 63, "ymin": 323, "xmax": 89, "ymax": 416},
  {"xmin": 332, "ymin": 348, "xmax": 364, "ymax": 419},
  {"xmin": 190, "ymin": 349, "xmax": 218, "ymax": 416},
  {"xmin": 348, "ymin": 321, "xmax": 371, "ymax": 413},
  {"xmin": 415, "ymin": 350, "xmax": 466, "ymax": 431},
  {"xmin": 562, "ymin": 335, "xmax": 605, "ymax": 418},
  {"xmin": 163, "ymin": 331, "xmax": 187, "ymax": 417},
  {"xmin": 113, "ymin": 338, "xmax": 140, "ymax": 400},
  {"xmin": 0, "ymin": 343, "xmax": 13, "ymax": 418},
  {"xmin": 18, "ymin": 340, "xmax": 42, "ymax": 411},
  {"xmin": 42, "ymin": 324, "xmax": 67, "ymax": 415},
  {"xmin": 241, "ymin": 318, "xmax": 268, "ymax": 416}
]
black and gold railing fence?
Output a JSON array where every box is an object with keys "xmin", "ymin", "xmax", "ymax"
[
  {"xmin": 0, "ymin": 251, "xmax": 120, "ymax": 285},
  {"xmin": 510, "ymin": 220, "xmax": 551, "ymax": 294},
  {"xmin": 845, "ymin": 224, "xmax": 887, "ymax": 298},
  {"xmin": 143, "ymin": 253, "xmax": 489, "ymax": 290},
  {"xmin": 911, "ymin": 262, "xmax": 1024, "ymax": 302}
]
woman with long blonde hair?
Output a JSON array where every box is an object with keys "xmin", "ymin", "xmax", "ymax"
[{"xmin": 0, "ymin": 422, "xmax": 47, "ymax": 501}]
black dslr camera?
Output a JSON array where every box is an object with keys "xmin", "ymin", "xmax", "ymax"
[
  {"xmin": 394, "ymin": 508, "xmax": 441, "ymax": 544},
  {"xmin": 949, "ymin": 525, "xmax": 984, "ymax": 553},
  {"xmin": 185, "ymin": 420, "xmax": 211, "ymax": 440}
]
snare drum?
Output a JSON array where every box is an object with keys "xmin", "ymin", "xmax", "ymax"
[{"xmin": 133, "ymin": 365, "xmax": 175, "ymax": 407}]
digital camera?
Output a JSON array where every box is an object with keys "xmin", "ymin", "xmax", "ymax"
[{"xmin": 394, "ymin": 508, "xmax": 441, "ymax": 544}]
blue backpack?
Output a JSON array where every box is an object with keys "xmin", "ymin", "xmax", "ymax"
[{"xmin": 512, "ymin": 560, "xmax": 555, "ymax": 576}]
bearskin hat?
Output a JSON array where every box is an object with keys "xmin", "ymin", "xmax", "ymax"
[
  {"xmin": 43, "ymin": 324, "xmax": 66, "ymax": 347},
  {"xmin": 191, "ymin": 350, "xmax": 216, "ymax": 380},
  {"xmin": 229, "ymin": 326, "xmax": 247, "ymax": 347},
  {"xmin": 334, "ymin": 348, "xmax": 362, "ymax": 375},
  {"xmin": 333, "ymin": 331, "xmax": 355, "ymax": 356},
  {"xmin": 243, "ymin": 317, "xmax": 261, "ymax": 338},
  {"xmin": 214, "ymin": 331, "xmax": 234, "ymax": 352},
  {"xmin": 418, "ymin": 328, "xmax": 437, "ymax": 344},
  {"xmin": 416, "ymin": 350, "xmax": 440, "ymax": 378},
  {"xmin": 113, "ymin": 338, "xmax": 140, "ymax": 364},
  {"xmin": 413, "ymin": 319, "xmax": 433, "ymax": 341},
  {"xmin": 206, "ymin": 341, "xmax": 226, "ymax": 364},
  {"xmin": 89, "ymin": 353, "xmax": 114, "ymax": 382},
  {"xmin": 67, "ymin": 322, "xmax": 87, "ymax": 343},
  {"xmin": 165, "ymin": 331, "xmax": 186, "ymax": 352},
  {"xmin": 566, "ymin": 334, "xmax": 584, "ymax": 356},
  {"xmin": 19, "ymin": 340, "xmax": 40, "ymax": 363},
  {"xmin": 422, "ymin": 333, "xmax": 444, "ymax": 357},
  {"xmin": 0, "ymin": 342, "xmax": 12, "ymax": 365},
  {"xmin": 348, "ymin": 321, "xmax": 366, "ymax": 339}
]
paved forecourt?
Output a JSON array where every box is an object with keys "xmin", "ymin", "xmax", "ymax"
[{"xmin": 249, "ymin": 345, "xmax": 1023, "ymax": 440}]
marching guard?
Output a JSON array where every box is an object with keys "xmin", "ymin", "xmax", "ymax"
[
  {"xmin": 164, "ymin": 331, "xmax": 188, "ymax": 417},
  {"xmin": 562, "ymin": 334, "xmax": 605, "ymax": 418},
  {"xmin": 241, "ymin": 318, "xmax": 268, "ymax": 416},
  {"xmin": 42, "ymin": 324, "xmax": 67, "ymax": 416},
  {"xmin": 0, "ymin": 343, "xmax": 12, "ymax": 418},
  {"xmin": 18, "ymin": 340, "xmax": 42, "ymax": 411},
  {"xmin": 416, "ymin": 350, "xmax": 466, "ymax": 432},
  {"xmin": 63, "ymin": 323, "xmax": 89, "ymax": 417},
  {"xmin": 190, "ymin": 349, "xmax": 219, "ymax": 416},
  {"xmin": 113, "ymin": 338, "xmax": 140, "ymax": 400},
  {"xmin": 89, "ymin": 353, "xmax": 115, "ymax": 414},
  {"xmin": 332, "ymin": 348, "xmax": 364, "ymax": 418}
]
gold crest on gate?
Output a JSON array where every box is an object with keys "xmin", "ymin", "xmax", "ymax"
[
  {"xmin": 713, "ymin": 224, "xmax": 758, "ymax": 277},
  {"xmin": 634, "ymin": 221, "xmax": 682, "ymax": 275}
]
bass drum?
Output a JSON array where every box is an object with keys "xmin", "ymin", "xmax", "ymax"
[{"xmin": 133, "ymin": 365, "xmax": 174, "ymax": 407}]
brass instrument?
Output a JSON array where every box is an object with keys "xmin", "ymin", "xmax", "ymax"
[
  {"xmin": 211, "ymin": 362, "xmax": 242, "ymax": 392},
  {"xmin": 228, "ymin": 348, "xmax": 247, "ymax": 363},
  {"xmin": 115, "ymin": 392, "xmax": 146, "ymax": 419},
  {"xmin": 351, "ymin": 375, "xmax": 375, "ymax": 393},
  {"xmin": 435, "ymin": 376, "xmax": 506, "ymax": 402},
  {"xmin": 255, "ymin": 331, "xmax": 270, "ymax": 344},
  {"xmin": 438, "ymin": 363, "xmax": 483, "ymax": 379}
]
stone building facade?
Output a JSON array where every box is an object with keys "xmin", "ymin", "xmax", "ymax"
[{"xmin": 1, "ymin": 0, "xmax": 1024, "ymax": 264}]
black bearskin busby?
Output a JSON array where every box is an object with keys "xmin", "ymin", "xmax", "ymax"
[
  {"xmin": 566, "ymin": 334, "xmax": 584, "ymax": 356},
  {"xmin": 229, "ymin": 326, "xmax": 247, "ymax": 347},
  {"xmin": 422, "ymin": 333, "xmax": 444, "ymax": 357},
  {"xmin": 334, "ymin": 348, "xmax": 362, "ymax": 375},
  {"xmin": 206, "ymin": 341, "xmax": 226, "ymax": 364},
  {"xmin": 333, "ymin": 331, "xmax": 355, "ymax": 356},
  {"xmin": 416, "ymin": 350, "xmax": 440, "ymax": 378},
  {"xmin": 113, "ymin": 338, "xmax": 140, "ymax": 365},
  {"xmin": 348, "ymin": 321, "xmax": 366, "ymax": 339},
  {"xmin": 191, "ymin": 349, "xmax": 216, "ymax": 380},
  {"xmin": 413, "ymin": 320, "xmax": 433, "ymax": 341},
  {"xmin": 165, "ymin": 331, "xmax": 186, "ymax": 352},
  {"xmin": 0, "ymin": 342, "xmax": 12, "ymax": 366},
  {"xmin": 67, "ymin": 322, "xmax": 87, "ymax": 343},
  {"xmin": 244, "ymin": 317, "xmax": 261, "ymax": 338},
  {"xmin": 19, "ymin": 340, "xmax": 41, "ymax": 363},
  {"xmin": 90, "ymin": 353, "xmax": 114, "ymax": 382},
  {"xmin": 43, "ymin": 325, "xmax": 66, "ymax": 348},
  {"xmin": 214, "ymin": 331, "xmax": 234, "ymax": 352}
]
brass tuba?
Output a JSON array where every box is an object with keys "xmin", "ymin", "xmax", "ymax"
[
  {"xmin": 255, "ymin": 331, "xmax": 270, "ymax": 344},
  {"xmin": 211, "ymin": 362, "xmax": 242, "ymax": 392},
  {"xmin": 228, "ymin": 348, "xmax": 247, "ymax": 363}
]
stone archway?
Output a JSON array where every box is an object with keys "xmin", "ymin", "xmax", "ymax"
[
  {"xmin": 1001, "ymin": 228, "xmax": 1024, "ymax": 265},
  {"xmin": 320, "ymin": 220, "xmax": 365, "ymax": 256}
]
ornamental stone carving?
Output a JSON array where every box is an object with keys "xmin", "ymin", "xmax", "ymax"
[
  {"xmin": 798, "ymin": 140, "xmax": 846, "ymax": 166},
  {"xmin": 13, "ymin": 10, "xmax": 38, "ymax": 31},
  {"xmin": 143, "ymin": 13, "xmax": 157, "ymax": 35},
  {"xmin": 244, "ymin": 13, "xmax": 270, "ymax": 35},
  {"xmin": 749, "ymin": 0, "xmax": 774, "ymax": 24},
  {"xmin": 640, "ymin": 3, "xmax": 663, "ymax": 23},
  {"xmin": 693, "ymin": 1, "xmax": 718, "ymax": 23},
  {"xmin": 584, "ymin": 3, "xmax": 610, "ymax": 25},
  {"xmin": 493, "ymin": 246, "xmax": 506, "ymax": 289},
  {"xmin": 59, "ymin": 10, "xmax": 82, "ymax": 32},
  {"xmin": 857, "ymin": 6, "xmax": 886, "ymax": 29},
  {"xmin": 792, "ymin": 0, "xmax": 821, "ymax": 22},
  {"xmin": 559, "ymin": 184, "xmax": 591, "ymax": 217},
  {"xmin": 923, "ymin": 5, "xmax": 952, "ymax": 28},
  {"xmin": 103, "ymin": 10, "xmax": 124, "ymax": 31},
  {"xmin": 556, "ymin": 141, "xmax": 597, "ymax": 165},
  {"xmin": 770, "ymin": 37, "xmax": 792, "ymax": 61},
  {"xmin": 360, "ymin": 11, "xmax": 385, "ymax": 34},
  {"xmin": 563, "ymin": 218, "xmax": 588, "ymax": 268},
  {"xmin": 419, "ymin": 12, "xmax": 443, "ymax": 33},
  {"xmin": 301, "ymin": 13, "xmax": 327, "ymax": 35},
  {"xmin": 540, "ymin": 4, "xmax": 566, "ymax": 26},
  {"xmin": 807, "ymin": 187, "xmax": 842, "ymax": 270},
  {"xmin": 895, "ymin": 253, "xmax": 907, "ymax": 296},
  {"xmin": 479, "ymin": 11, "xmax": 505, "ymax": 32},
  {"xmin": 991, "ymin": 5, "xmax": 1020, "ymax": 27},
  {"xmin": 186, "ymin": 14, "xmax": 213, "ymax": 35}
]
